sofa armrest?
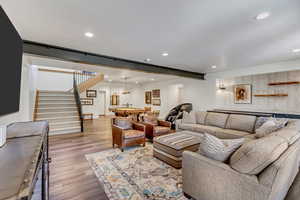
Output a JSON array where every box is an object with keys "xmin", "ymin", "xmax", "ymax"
[
  {"xmin": 132, "ymin": 122, "xmax": 145, "ymax": 132},
  {"xmin": 182, "ymin": 151, "xmax": 269, "ymax": 200},
  {"xmin": 140, "ymin": 122, "xmax": 154, "ymax": 138},
  {"xmin": 112, "ymin": 124, "xmax": 124, "ymax": 140},
  {"xmin": 158, "ymin": 120, "xmax": 171, "ymax": 128}
]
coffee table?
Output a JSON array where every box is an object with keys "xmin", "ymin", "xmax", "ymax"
[{"xmin": 153, "ymin": 131, "xmax": 202, "ymax": 168}]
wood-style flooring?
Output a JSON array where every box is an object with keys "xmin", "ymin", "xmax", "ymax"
[{"xmin": 49, "ymin": 117, "xmax": 113, "ymax": 200}]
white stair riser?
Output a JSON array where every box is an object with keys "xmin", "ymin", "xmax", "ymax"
[
  {"xmin": 39, "ymin": 96, "xmax": 75, "ymax": 100},
  {"xmin": 39, "ymin": 92, "xmax": 74, "ymax": 97},
  {"xmin": 50, "ymin": 122, "xmax": 81, "ymax": 129},
  {"xmin": 39, "ymin": 99, "xmax": 75, "ymax": 104},
  {"xmin": 37, "ymin": 107, "xmax": 78, "ymax": 113},
  {"xmin": 49, "ymin": 128, "xmax": 81, "ymax": 135},
  {"xmin": 39, "ymin": 104, "xmax": 76, "ymax": 108},
  {"xmin": 37, "ymin": 112, "xmax": 78, "ymax": 118},
  {"xmin": 38, "ymin": 117, "xmax": 79, "ymax": 123}
]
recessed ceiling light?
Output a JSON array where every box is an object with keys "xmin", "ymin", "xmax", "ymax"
[
  {"xmin": 255, "ymin": 12, "xmax": 271, "ymax": 20},
  {"xmin": 121, "ymin": 75, "xmax": 126, "ymax": 78},
  {"xmin": 144, "ymin": 58, "xmax": 151, "ymax": 62},
  {"xmin": 292, "ymin": 49, "xmax": 300, "ymax": 53},
  {"xmin": 162, "ymin": 52, "xmax": 169, "ymax": 57},
  {"xmin": 211, "ymin": 65, "xmax": 217, "ymax": 69},
  {"xmin": 151, "ymin": 78, "xmax": 155, "ymax": 81},
  {"xmin": 85, "ymin": 32, "xmax": 94, "ymax": 38},
  {"xmin": 135, "ymin": 81, "xmax": 139, "ymax": 84},
  {"xmin": 108, "ymin": 79, "xmax": 112, "ymax": 82}
]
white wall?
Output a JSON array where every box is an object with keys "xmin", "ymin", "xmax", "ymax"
[
  {"xmin": 36, "ymin": 70, "xmax": 73, "ymax": 91},
  {"xmin": 80, "ymin": 82, "xmax": 138, "ymax": 118},
  {"xmin": 208, "ymin": 59, "xmax": 300, "ymax": 114},
  {"xmin": 0, "ymin": 56, "xmax": 37, "ymax": 125},
  {"xmin": 138, "ymin": 78, "xmax": 216, "ymax": 118}
]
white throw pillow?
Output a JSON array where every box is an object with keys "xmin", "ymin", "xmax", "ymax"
[
  {"xmin": 255, "ymin": 120, "xmax": 278, "ymax": 138},
  {"xmin": 182, "ymin": 111, "xmax": 196, "ymax": 124},
  {"xmin": 199, "ymin": 133, "xmax": 244, "ymax": 162}
]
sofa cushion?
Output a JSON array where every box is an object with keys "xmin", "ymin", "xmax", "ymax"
[
  {"xmin": 199, "ymin": 133, "xmax": 244, "ymax": 162},
  {"xmin": 195, "ymin": 111, "xmax": 207, "ymax": 124},
  {"xmin": 205, "ymin": 112, "xmax": 229, "ymax": 128},
  {"xmin": 193, "ymin": 124, "xmax": 222, "ymax": 135},
  {"xmin": 230, "ymin": 135, "xmax": 288, "ymax": 175},
  {"xmin": 226, "ymin": 114, "xmax": 257, "ymax": 133},
  {"xmin": 214, "ymin": 128, "xmax": 250, "ymax": 139},
  {"xmin": 178, "ymin": 123, "xmax": 197, "ymax": 131},
  {"xmin": 123, "ymin": 129, "xmax": 145, "ymax": 139},
  {"xmin": 182, "ymin": 111, "xmax": 196, "ymax": 124},
  {"xmin": 115, "ymin": 118, "xmax": 132, "ymax": 130},
  {"xmin": 154, "ymin": 126, "xmax": 170, "ymax": 135}
]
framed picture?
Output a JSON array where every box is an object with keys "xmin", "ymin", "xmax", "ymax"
[
  {"xmin": 145, "ymin": 91, "xmax": 152, "ymax": 104},
  {"xmin": 233, "ymin": 84, "xmax": 252, "ymax": 104},
  {"xmin": 81, "ymin": 98, "xmax": 94, "ymax": 105},
  {"xmin": 152, "ymin": 98, "xmax": 161, "ymax": 106},
  {"xmin": 86, "ymin": 90, "xmax": 97, "ymax": 98},
  {"xmin": 152, "ymin": 89, "xmax": 160, "ymax": 98},
  {"xmin": 110, "ymin": 95, "xmax": 120, "ymax": 106}
]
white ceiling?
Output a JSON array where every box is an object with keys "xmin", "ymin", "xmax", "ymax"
[
  {"xmin": 2, "ymin": 0, "xmax": 300, "ymax": 73},
  {"xmin": 28, "ymin": 55, "xmax": 178, "ymax": 84}
]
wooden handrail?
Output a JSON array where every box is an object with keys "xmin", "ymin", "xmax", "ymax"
[
  {"xmin": 39, "ymin": 68, "xmax": 96, "ymax": 76},
  {"xmin": 33, "ymin": 90, "xmax": 40, "ymax": 121}
]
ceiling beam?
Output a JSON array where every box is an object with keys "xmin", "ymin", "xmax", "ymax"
[{"xmin": 23, "ymin": 40, "xmax": 205, "ymax": 80}]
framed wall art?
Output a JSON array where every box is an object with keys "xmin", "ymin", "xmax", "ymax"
[
  {"xmin": 233, "ymin": 84, "xmax": 252, "ymax": 104},
  {"xmin": 152, "ymin": 98, "xmax": 161, "ymax": 106},
  {"xmin": 81, "ymin": 98, "xmax": 94, "ymax": 105},
  {"xmin": 110, "ymin": 95, "xmax": 120, "ymax": 106},
  {"xmin": 86, "ymin": 90, "xmax": 97, "ymax": 98},
  {"xmin": 145, "ymin": 91, "xmax": 152, "ymax": 104},
  {"xmin": 152, "ymin": 89, "xmax": 160, "ymax": 98}
]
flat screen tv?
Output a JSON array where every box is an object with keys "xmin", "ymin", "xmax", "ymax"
[{"xmin": 0, "ymin": 6, "xmax": 23, "ymax": 116}]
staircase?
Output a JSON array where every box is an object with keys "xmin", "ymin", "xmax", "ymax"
[
  {"xmin": 35, "ymin": 91, "xmax": 82, "ymax": 135},
  {"xmin": 74, "ymin": 72, "xmax": 104, "ymax": 93}
]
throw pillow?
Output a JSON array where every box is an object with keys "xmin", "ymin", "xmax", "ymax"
[
  {"xmin": 255, "ymin": 118, "xmax": 289, "ymax": 138},
  {"xmin": 199, "ymin": 133, "xmax": 245, "ymax": 162},
  {"xmin": 182, "ymin": 111, "xmax": 196, "ymax": 124},
  {"xmin": 144, "ymin": 115, "xmax": 158, "ymax": 126},
  {"xmin": 115, "ymin": 119, "xmax": 132, "ymax": 130},
  {"xmin": 255, "ymin": 117, "xmax": 270, "ymax": 130}
]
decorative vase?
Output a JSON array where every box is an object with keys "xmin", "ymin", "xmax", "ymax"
[{"xmin": 0, "ymin": 125, "xmax": 7, "ymax": 148}]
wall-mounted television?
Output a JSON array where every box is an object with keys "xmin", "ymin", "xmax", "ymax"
[{"xmin": 0, "ymin": 6, "xmax": 23, "ymax": 116}]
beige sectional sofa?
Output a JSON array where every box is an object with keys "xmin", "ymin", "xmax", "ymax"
[
  {"xmin": 179, "ymin": 111, "xmax": 300, "ymax": 200},
  {"xmin": 177, "ymin": 111, "xmax": 258, "ymax": 139}
]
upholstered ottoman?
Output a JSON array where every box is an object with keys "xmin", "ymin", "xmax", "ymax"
[{"xmin": 153, "ymin": 131, "xmax": 202, "ymax": 168}]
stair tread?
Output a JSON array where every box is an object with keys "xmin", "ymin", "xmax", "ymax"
[
  {"xmin": 36, "ymin": 116, "xmax": 79, "ymax": 120},
  {"xmin": 50, "ymin": 126, "xmax": 81, "ymax": 131},
  {"xmin": 39, "ymin": 99, "xmax": 75, "ymax": 101},
  {"xmin": 49, "ymin": 121, "xmax": 81, "ymax": 125},
  {"xmin": 38, "ymin": 107, "xmax": 77, "ymax": 109}
]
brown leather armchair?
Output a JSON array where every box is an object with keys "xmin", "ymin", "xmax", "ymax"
[
  {"xmin": 112, "ymin": 118, "xmax": 146, "ymax": 152},
  {"xmin": 142, "ymin": 119, "xmax": 172, "ymax": 140}
]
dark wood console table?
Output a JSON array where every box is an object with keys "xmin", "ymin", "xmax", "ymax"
[{"xmin": 0, "ymin": 121, "xmax": 50, "ymax": 200}]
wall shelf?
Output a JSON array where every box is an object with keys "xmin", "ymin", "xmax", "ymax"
[
  {"xmin": 254, "ymin": 94, "xmax": 288, "ymax": 97},
  {"xmin": 268, "ymin": 81, "xmax": 300, "ymax": 86}
]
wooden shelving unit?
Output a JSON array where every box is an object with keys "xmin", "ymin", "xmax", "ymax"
[
  {"xmin": 254, "ymin": 94, "xmax": 288, "ymax": 97},
  {"xmin": 268, "ymin": 81, "xmax": 300, "ymax": 86}
]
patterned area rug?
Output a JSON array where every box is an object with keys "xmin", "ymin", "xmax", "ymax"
[{"xmin": 85, "ymin": 144, "xmax": 188, "ymax": 200}]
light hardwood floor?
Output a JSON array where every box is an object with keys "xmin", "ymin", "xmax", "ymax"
[{"xmin": 49, "ymin": 117, "xmax": 113, "ymax": 200}]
